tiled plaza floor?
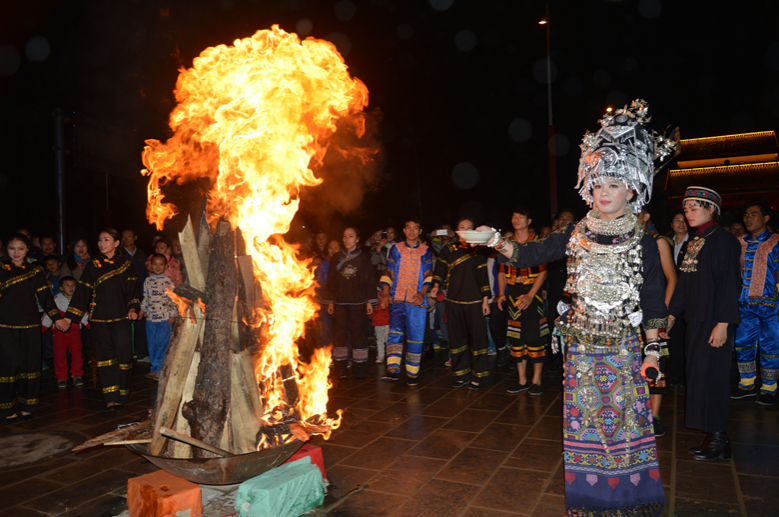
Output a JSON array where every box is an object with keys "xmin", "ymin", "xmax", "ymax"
[{"xmin": 1, "ymin": 353, "xmax": 778, "ymax": 516}]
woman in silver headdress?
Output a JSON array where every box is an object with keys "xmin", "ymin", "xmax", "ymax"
[{"xmin": 481, "ymin": 100, "xmax": 677, "ymax": 517}]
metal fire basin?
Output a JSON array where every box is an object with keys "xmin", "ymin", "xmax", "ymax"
[{"xmin": 126, "ymin": 440, "xmax": 303, "ymax": 485}]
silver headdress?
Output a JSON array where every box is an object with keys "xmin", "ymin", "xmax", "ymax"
[{"xmin": 575, "ymin": 99, "xmax": 680, "ymax": 211}]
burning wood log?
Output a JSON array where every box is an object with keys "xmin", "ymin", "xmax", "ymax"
[
  {"xmin": 173, "ymin": 283, "xmax": 207, "ymax": 306},
  {"xmin": 160, "ymin": 427, "xmax": 234, "ymax": 458},
  {"xmin": 179, "ymin": 216, "xmax": 206, "ymax": 292},
  {"xmin": 167, "ymin": 350, "xmax": 201, "ymax": 459},
  {"xmin": 150, "ymin": 305, "xmax": 204, "ymax": 456},
  {"xmin": 182, "ymin": 219, "xmax": 237, "ymax": 458},
  {"xmin": 231, "ymin": 349, "xmax": 264, "ymax": 454},
  {"xmin": 72, "ymin": 413, "xmax": 153, "ymax": 451}
]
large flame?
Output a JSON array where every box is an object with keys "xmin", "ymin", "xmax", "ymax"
[{"xmin": 142, "ymin": 25, "xmax": 370, "ymax": 437}]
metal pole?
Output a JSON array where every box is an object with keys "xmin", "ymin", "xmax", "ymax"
[
  {"xmin": 545, "ymin": 2, "xmax": 558, "ymax": 215},
  {"xmin": 53, "ymin": 108, "xmax": 66, "ymax": 251}
]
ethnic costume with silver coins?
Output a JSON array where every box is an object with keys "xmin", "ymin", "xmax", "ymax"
[
  {"xmin": 491, "ymin": 100, "xmax": 677, "ymax": 517},
  {"xmin": 503, "ymin": 210, "xmax": 667, "ymax": 516}
]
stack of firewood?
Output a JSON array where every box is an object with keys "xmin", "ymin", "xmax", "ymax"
[
  {"xmin": 72, "ymin": 202, "xmax": 333, "ymax": 457},
  {"xmin": 148, "ymin": 207, "xmax": 269, "ymax": 459}
]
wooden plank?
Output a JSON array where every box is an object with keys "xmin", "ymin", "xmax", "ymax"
[
  {"xmin": 195, "ymin": 197, "xmax": 211, "ymax": 279},
  {"xmin": 230, "ymin": 349, "xmax": 263, "ymax": 454},
  {"xmin": 182, "ymin": 219, "xmax": 236, "ymax": 458},
  {"xmin": 149, "ymin": 304, "xmax": 204, "ymax": 456},
  {"xmin": 171, "ymin": 350, "xmax": 200, "ymax": 458},
  {"xmin": 178, "ymin": 216, "xmax": 205, "ymax": 292}
]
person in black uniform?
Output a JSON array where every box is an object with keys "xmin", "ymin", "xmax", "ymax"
[
  {"xmin": 667, "ymin": 211, "xmax": 691, "ymax": 386},
  {"xmin": 0, "ymin": 234, "xmax": 67, "ymax": 423},
  {"xmin": 668, "ymin": 187, "xmax": 742, "ymax": 461},
  {"xmin": 64, "ymin": 229, "xmax": 141, "ymax": 414},
  {"xmin": 431, "ymin": 217, "xmax": 491, "ymax": 390},
  {"xmin": 322, "ymin": 227, "xmax": 377, "ymax": 381}
]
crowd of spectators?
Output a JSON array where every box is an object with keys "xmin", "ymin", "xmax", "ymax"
[{"xmin": 2, "ymin": 197, "xmax": 776, "ymax": 423}]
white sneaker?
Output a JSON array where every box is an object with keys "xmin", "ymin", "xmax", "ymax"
[
  {"xmin": 375, "ymin": 356, "xmax": 384, "ymax": 363},
  {"xmin": 137, "ymin": 356, "xmax": 151, "ymax": 363}
]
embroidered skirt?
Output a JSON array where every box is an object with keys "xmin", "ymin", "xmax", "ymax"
[{"xmin": 563, "ymin": 334, "xmax": 664, "ymax": 516}]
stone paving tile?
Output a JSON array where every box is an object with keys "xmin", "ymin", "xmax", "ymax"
[
  {"xmin": 434, "ymin": 447, "xmax": 510, "ymax": 485},
  {"xmin": 0, "ymin": 507, "xmax": 48, "ymax": 517},
  {"xmin": 738, "ymin": 473, "xmax": 779, "ymax": 516},
  {"xmin": 390, "ymin": 478, "xmax": 481, "ymax": 517},
  {"xmin": 58, "ymin": 494, "xmax": 129, "ymax": 517},
  {"xmin": 384, "ymin": 414, "xmax": 449, "ymax": 441},
  {"xmin": 443, "ymin": 408, "xmax": 501, "ymax": 433},
  {"xmin": 0, "ymin": 478, "xmax": 66, "ymax": 512},
  {"xmin": 470, "ymin": 467, "xmax": 550, "ymax": 510},
  {"xmin": 673, "ymin": 497, "xmax": 741, "ymax": 516},
  {"xmin": 338, "ymin": 436, "xmax": 419, "ymax": 471},
  {"xmin": 504, "ymin": 438, "xmax": 562, "ymax": 471},
  {"xmin": 406, "ymin": 429, "xmax": 478, "ymax": 460},
  {"xmin": 470, "ymin": 423, "xmax": 532, "ymax": 452},
  {"xmin": 319, "ymin": 443, "xmax": 361, "ymax": 468},
  {"xmin": 326, "ymin": 465, "xmax": 379, "ymax": 499},
  {"xmin": 27, "ymin": 468, "xmax": 131, "ymax": 515},
  {"xmin": 675, "ymin": 460, "xmax": 739, "ymax": 504},
  {"xmin": 462, "ymin": 507, "xmax": 527, "ymax": 517},
  {"xmin": 368, "ymin": 455, "xmax": 448, "ymax": 497},
  {"xmin": 331, "ymin": 488, "xmax": 407, "ymax": 517},
  {"xmin": 729, "ymin": 417, "xmax": 779, "ymax": 445},
  {"xmin": 529, "ymin": 494, "xmax": 566, "ymax": 517},
  {"xmin": 732, "ymin": 442, "xmax": 779, "ymax": 476}
]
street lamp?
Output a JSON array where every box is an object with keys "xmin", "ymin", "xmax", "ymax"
[{"xmin": 540, "ymin": 2, "xmax": 557, "ymax": 215}]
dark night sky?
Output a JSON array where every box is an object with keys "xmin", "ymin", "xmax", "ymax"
[{"xmin": 1, "ymin": 0, "xmax": 778, "ymax": 246}]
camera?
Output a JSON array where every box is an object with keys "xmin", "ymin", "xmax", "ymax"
[
  {"xmin": 381, "ymin": 231, "xmax": 388, "ymax": 238},
  {"xmin": 435, "ymin": 229, "xmax": 449, "ymax": 236}
]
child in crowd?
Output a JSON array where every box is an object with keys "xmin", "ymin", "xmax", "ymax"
[
  {"xmin": 144, "ymin": 238, "xmax": 184, "ymax": 286},
  {"xmin": 43, "ymin": 255, "xmax": 63, "ymax": 296},
  {"xmin": 141, "ymin": 254, "xmax": 178, "ymax": 380},
  {"xmin": 42, "ymin": 277, "xmax": 88, "ymax": 389},
  {"xmin": 370, "ymin": 286, "xmax": 389, "ymax": 363}
]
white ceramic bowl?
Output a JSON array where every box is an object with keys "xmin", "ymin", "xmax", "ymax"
[{"xmin": 456, "ymin": 230, "xmax": 493, "ymax": 244}]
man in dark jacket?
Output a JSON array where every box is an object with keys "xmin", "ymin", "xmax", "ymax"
[{"xmin": 121, "ymin": 229, "xmax": 150, "ymax": 361}]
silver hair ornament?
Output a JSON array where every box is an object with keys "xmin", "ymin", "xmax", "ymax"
[{"xmin": 576, "ymin": 99, "xmax": 680, "ymax": 211}]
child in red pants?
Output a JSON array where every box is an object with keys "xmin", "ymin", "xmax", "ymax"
[{"xmin": 42, "ymin": 277, "xmax": 88, "ymax": 389}]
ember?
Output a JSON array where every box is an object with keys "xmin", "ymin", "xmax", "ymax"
[{"xmin": 140, "ymin": 25, "xmax": 374, "ymax": 459}]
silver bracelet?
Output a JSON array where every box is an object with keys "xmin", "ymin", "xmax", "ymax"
[{"xmin": 486, "ymin": 230, "xmax": 502, "ymax": 248}]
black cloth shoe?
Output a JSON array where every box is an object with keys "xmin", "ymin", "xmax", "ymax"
[
  {"xmin": 507, "ymin": 382, "xmax": 531, "ymax": 394},
  {"xmin": 21, "ymin": 413, "xmax": 34, "ymax": 421},
  {"xmin": 529, "ymin": 384, "xmax": 544, "ymax": 396},
  {"xmin": 730, "ymin": 385, "xmax": 757, "ymax": 399},
  {"xmin": 381, "ymin": 371, "xmax": 400, "ymax": 381},
  {"xmin": 693, "ymin": 431, "xmax": 731, "ymax": 461},
  {"xmin": 407, "ymin": 378, "xmax": 420, "ymax": 387},
  {"xmin": 100, "ymin": 404, "xmax": 125, "ymax": 418},
  {"xmin": 452, "ymin": 379, "xmax": 469, "ymax": 388},
  {"xmin": 653, "ymin": 418, "xmax": 666, "ymax": 438},
  {"xmin": 4, "ymin": 415, "xmax": 19, "ymax": 424},
  {"xmin": 468, "ymin": 381, "xmax": 480, "ymax": 391},
  {"xmin": 757, "ymin": 391, "xmax": 777, "ymax": 405},
  {"xmin": 689, "ymin": 433, "xmax": 711, "ymax": 455}
]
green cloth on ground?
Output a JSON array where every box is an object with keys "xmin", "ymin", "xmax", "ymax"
[{"xmin": 235, "ymin": 457, "xmax": 325, "ymax": 517}]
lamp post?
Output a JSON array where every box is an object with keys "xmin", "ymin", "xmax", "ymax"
[{"xmin": 539, "ymin": 3, "xmax": 557, "ymax": 215}]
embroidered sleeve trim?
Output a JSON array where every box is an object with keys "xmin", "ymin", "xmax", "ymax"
[
  {"xmin": 644, "ymin": 318, "xmax": 668, "ymax": 330},
  {"xmin": 0, "ymin": 269, "xmax": 39, "ymax": 292}
]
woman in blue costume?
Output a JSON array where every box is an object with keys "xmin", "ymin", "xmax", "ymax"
[{"xmin": 482, "ymin": 101, "xmax": 678, "ymax": 516}]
